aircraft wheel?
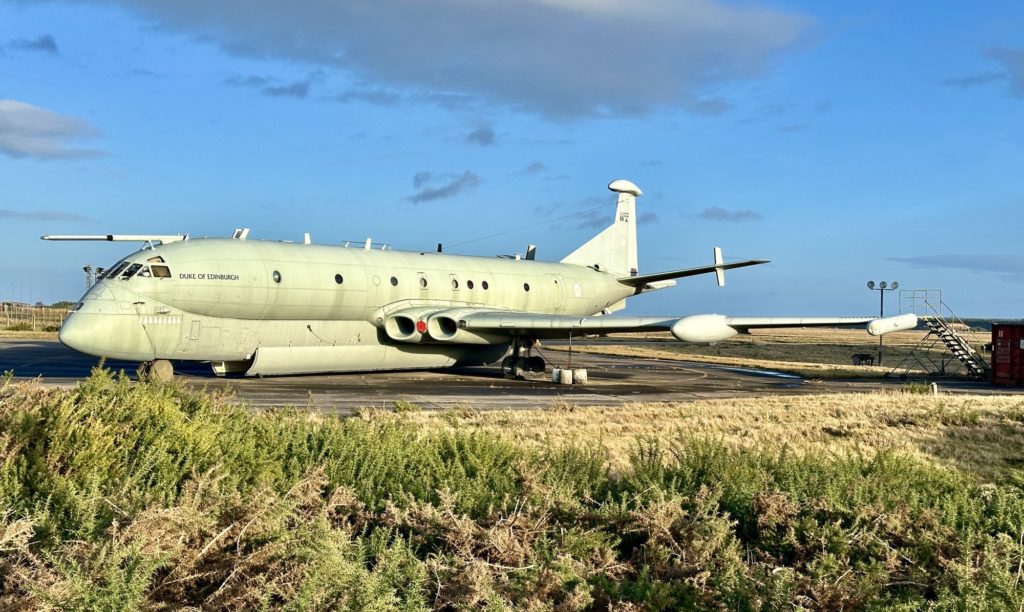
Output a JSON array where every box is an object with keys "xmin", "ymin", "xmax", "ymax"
[
  {"xmin": 512, "ymin": 357, "xmax": 530, "ymax": 379},
  {"xmin": 149, "ymin": 359, "xmax": 174, "ymax": 383},
  {"xmin": 136, "ymin": 361, "xmax": 152, "ymax": 380},
  {"xmin": 526, "ymin": 356, "xmax": 546, "ymax": 373}
]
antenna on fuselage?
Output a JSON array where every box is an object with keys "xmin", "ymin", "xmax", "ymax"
[
  {"xmin": 525, "ymin": 244, "xmax": 536, "ymax": 260},
  {"xmin": 437, "ymin": 243, "xmax": 443, "ymax": 253}
]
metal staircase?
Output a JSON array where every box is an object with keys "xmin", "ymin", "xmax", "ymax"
[{"xmin": 889, "ymin": 290, "xmax": 990, "ymax": 380}]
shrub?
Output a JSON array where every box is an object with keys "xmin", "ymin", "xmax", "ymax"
[{"xmin": 2, "ymin": 369, "xmax": 1023, "ymax": 609}]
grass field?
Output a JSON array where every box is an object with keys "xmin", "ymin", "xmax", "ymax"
[
  {"xmin": 2, "ymin": 370, "xmax": 1024, "ymax": 609},
  {"xmin": 546, "ymin": 327, "xmax": 992, "ymax": 379}
]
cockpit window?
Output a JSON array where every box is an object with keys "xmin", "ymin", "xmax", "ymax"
[
  {"xmin": 103, "ymin": 261, "xmax": 130, "ymax": 280},
  {"xmin": 121, "ymin": 263, "xmax": 143, "ymax": 279},
  {"xmin": 137, "ymin": 266, "xmax": 152, "ymax": 278},
  {"xmin": 147, "ymin": 256, "xmax": 165, "ymax": 263},
  {"xmin": 151, "ymin": 265, "xmax": 171, "ymax": 278}
]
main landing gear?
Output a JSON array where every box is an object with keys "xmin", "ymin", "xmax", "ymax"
[
  {"xmin": 501, "ymin": 337, "xmax": 546, "ymax": 379},
  {"xmin": 137, "ymin": 359, "xmax": 174, "ymax": 382}
]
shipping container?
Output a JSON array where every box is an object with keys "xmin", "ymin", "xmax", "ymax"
[{"xmin": 992, "ymin": 324, "xmax": 1024, "ymax": 386}]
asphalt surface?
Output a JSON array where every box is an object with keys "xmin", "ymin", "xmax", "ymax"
[{"xmin": 2, "ymin": 337, "xmax": 1017, "ymax": 412}]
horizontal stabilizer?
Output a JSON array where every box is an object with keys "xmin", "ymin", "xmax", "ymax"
[{"xmin": 619, "ymin": 258, "xmax": 768, "ymax": 287}]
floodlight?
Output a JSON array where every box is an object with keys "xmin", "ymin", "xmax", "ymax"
[
  {"xmin": 879, "ymin": 281, "xmax": 887, "ymax": 289},
  {"xmin": 867, "ymin": 281, "xmax": 875, "ymax": 289},
  {"xmin": 891, "ymin": 281, "xmax": 899, "ymax": 290}
]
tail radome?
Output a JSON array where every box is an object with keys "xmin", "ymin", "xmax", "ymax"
[{"xmin": 560, "ymin": 179, "xmax": 640, "ymax": 277}]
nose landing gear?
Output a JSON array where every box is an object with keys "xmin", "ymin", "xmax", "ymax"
[{"xmin": 137, "ymin": 359, "xmax": 174, "ymax": 382}]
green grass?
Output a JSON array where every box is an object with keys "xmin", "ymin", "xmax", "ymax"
[{"xmin": 2, "ymin": 369, "xmax": 1023, "ymax": 609}]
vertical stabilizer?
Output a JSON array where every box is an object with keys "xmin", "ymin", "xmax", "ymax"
[{"xmin": 560, "ymin": 179, "xmax": 640, "ymax": 277}]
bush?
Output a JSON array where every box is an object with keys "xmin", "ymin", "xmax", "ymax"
[{"xmin": 1, "ymin": 369, "xmax": 1023, "ymax": 609}]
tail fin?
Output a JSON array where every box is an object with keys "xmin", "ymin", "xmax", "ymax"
[{"xmin": 560, "ymin": 179, "xmax": 640, "ymax": 276}]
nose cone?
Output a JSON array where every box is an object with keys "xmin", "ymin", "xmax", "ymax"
[
  {"xmin": 58, "ymin": 312, "xmax": 156, "ymax": 361},
  {"xmin": 58, "ymin": 311, "xmax": 113, "ymax": 360},
  {"xmin": 58, "ymin": 313, "xmax": 99, "ymax": 357}
]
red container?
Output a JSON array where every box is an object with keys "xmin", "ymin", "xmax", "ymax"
[{"xmin": 992, "ymin": 324, "xmax": 1024, "ymax": 386}]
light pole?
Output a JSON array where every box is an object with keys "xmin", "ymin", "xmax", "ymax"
[{"xmin": 866, "ymin": 280, "xmax": 898, "ymax": 366}]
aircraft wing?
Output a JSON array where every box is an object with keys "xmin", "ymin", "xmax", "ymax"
[{"xmin": 386, "ymin": 307, "xmax": 918, "ymax": 344}]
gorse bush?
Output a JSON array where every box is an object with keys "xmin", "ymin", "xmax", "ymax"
[{"xmin": 1, "ymin": 369, "xmax": 1023, "ymax": 609}]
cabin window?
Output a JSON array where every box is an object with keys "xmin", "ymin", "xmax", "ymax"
[
  {"xmin": 272, "ymin": 270, "xmax": 281, "ymax": 283},
  {"xmin": 390, "ymin": 276, "xmax": 398, "ymax": 286},
  {"xmin": 523, "ymin": 283, "xmax": 530, "ymax": 292},
  {"xmin": 152, "ymin": 265, "xmax": 171, "ymax": 278},
  {"xmin": 419, "ymin": 275, "xmax": 428, "ymax": 289},
  {"xmin": 451, "ymin": 278, "xmax": 459, "ymax": 290},
  {"xmin": 121, "ymin": 263, "xmax": 143, "ymax": 279},
  {"xmin": 334, "ymin": 274, "xmax": 344, "ymax": 285},
  {"xmin": 467, "ymin": 280, "xmax": 474, "ymax": 289},
  {"xmin": 482, "ymin": 281, "xmax": 489, "ymax": 290}
]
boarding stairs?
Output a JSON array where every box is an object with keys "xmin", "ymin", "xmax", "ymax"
[{"xmin": 889, "ymin": 290, "xmax": 990, "ymax": 380}]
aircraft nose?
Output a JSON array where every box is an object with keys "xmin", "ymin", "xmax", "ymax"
[
  {"xmin": 58, "ymin": 311, "xmax": 157, "ymax": 361},
  {"xmin": 58, "ymin": 313, "xmax": 92, "ymax": 355}
]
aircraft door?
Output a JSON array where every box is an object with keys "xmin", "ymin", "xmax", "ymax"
[{"xmin": 549, "ymin": 275, "xmax": 565, "ymax": 311}]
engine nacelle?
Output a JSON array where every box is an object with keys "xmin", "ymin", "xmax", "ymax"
[
  {"xmin": 670, "ymin": 314, "xmax": 739, "ymax": 343},
  {"xmin": 426, "ymin": 309, "xmax": 506, "ymax": 345},
  {"xmin": 383, "ymin": 307, "xmax": 443, "ymax": 343}
]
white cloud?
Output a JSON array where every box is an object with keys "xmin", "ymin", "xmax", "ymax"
[
  {"xmin": 0, "ymin": 99, "xmax": 104, "ymax": 160},
  {"xmin": 81, "ymin": 0, "xmax": 814, "ymax": 118}
]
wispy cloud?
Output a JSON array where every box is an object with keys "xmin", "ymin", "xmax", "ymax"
[
  {"xmin": 943, "ymin": 47, "xmax": 1024, "ymax": 98},
  {"xmin": 989, "ymin": 47, "xmax": 1024, "ymax": 97},
  {"xmin": 575, "ymin": 208, "xmax": 607, "ymax": 230},
  {"xmin": 0, "ymin": 209, "xmax": 95, "ymax": 222},
  {"xmin": 224, "ymin": 73, "xmax": 317, "ymax": 99},
  {"xmin": 0, "ymin": 99, "xmax": 105, "ymax": 160},
  {"xmin": 92, "ymin": 0, "xmax": 815, "ymax": 118},
  {"xmin": 683, "ymin": 97, "xmax": 733, "ymax": 117},
  {"xmin": 942, "ymin": 71, "xmax": 1006, "ymax": 89},
  {"xmin": 888, "ymin": 254, "xmax": 1024, "ymax": 283},
  {"xmin": 334, "ymin": 87, "xmax": 401, "ymax": 105},
  {"xmin": 698, "ymin": 206, "xmax": 761, "ymax": 222},
  {"xmin": 407, "ymin": 171, "xmax": 481, "ymax": 203},
  {"xmin": 516, "ymin": 161, "xmax": 546, "ymax": 176},
  {"xmin": 2, "ymin": 34, "xmax": 59, "ymax": 55},
  {"xmin": 465, "ymin": 126, "xmax": 496, "ymax": 146}
]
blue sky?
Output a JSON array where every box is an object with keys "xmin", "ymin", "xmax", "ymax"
[{"xmin": 1, "ymin": 1, "xmax": 1022, "ymax": 317}]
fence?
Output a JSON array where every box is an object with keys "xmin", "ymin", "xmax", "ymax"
[{"xmin": 1, "ymin": 303, "xmax": 71, "ymax": 332}]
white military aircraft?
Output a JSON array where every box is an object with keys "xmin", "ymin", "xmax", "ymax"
[{"xmin": 44, "ymin": 179, "xmax": 916, "ymax": 381}]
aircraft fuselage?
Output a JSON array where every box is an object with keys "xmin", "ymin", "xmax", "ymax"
[{"xmin": 58, "ymin": 239, "xmax": 635, "ymax": 375}]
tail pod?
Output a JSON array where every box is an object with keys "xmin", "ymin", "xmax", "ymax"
[{"xmin": 560, "ymin": 179, "xmax": 640, "ymax": 277}]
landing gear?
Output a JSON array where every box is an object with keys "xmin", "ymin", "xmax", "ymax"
[
  {"xmin": 501, "ymin": 338, "xmax": 545, "ymax": 379},
  {"xmin": 137, "ymin": 359, "xmax": 174, "ymax": 382}
]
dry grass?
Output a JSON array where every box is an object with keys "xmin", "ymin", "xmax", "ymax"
[
  {"xmin": 550, "ymin": 327, "xmax": 991, "ymax": 378},
  {"xmin": 374, "ymin": 392, "xmax": 1024, "ymax": 480},
  {"xmin": 0, "ymin": 330, "xmax": 58, "ymax": 339}
]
